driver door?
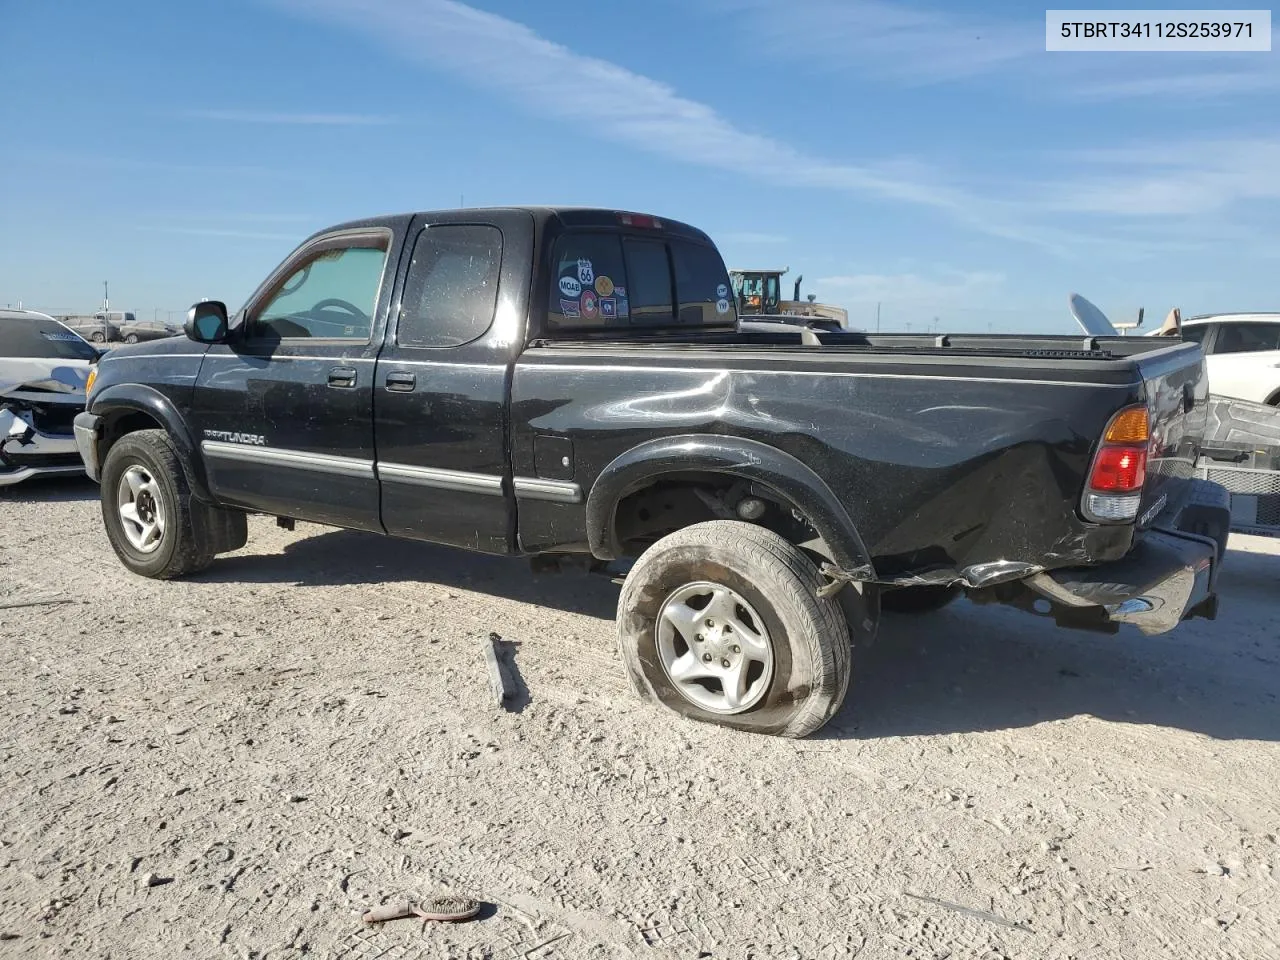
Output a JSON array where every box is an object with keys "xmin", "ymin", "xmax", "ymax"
[{"xmin": 190, "ymin": 226, "xmax": 400, "ymax": 531}]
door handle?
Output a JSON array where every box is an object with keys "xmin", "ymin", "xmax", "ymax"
[
  {"xmin": 328, "ymin": 366, "xmax": 358, "ymax": 388},
  {"xmin": 385, "ymin": 371, "xmax": 417, "ymax": 393}
]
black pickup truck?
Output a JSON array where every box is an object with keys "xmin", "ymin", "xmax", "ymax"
[{"xmin": 74, "ymin": 207, "xmax": 1230, "ymax": 737}]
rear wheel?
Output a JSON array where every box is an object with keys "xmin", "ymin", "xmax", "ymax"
[
  {"xmin": 100, "ymin": 429, "xmax": 245, "ymax": 579},
  {"xmin": 880, "ymin": 584, "xmax": 960, "ymax": 614},
  {"xmin": 90, "ymin": 331, "xmax": 105, "ymax": 343},
  {"xmin": 617, "ymin": 520, "xmax": 858, "ymax": 738},
  {"xmin": 124, "ymin": 333, "xmax": 139, "ymax": 344}
]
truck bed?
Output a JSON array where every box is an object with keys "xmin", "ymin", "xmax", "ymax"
[{"xmin": 512, "ymin": 332, "xmax": 1207, "ymax": 586}]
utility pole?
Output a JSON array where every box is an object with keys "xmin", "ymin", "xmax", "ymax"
[
  {"xmin": 103, "ymin": 281, "xmax": 109, "ymax": 311},
  {"xmin": 875, "ymin": 302, "xmax": 881, "ymax": 333}
]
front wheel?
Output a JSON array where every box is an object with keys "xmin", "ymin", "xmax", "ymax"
[
  {"xmin": 124, "ymin": 333, "xmax": 139, "ymax": 344},
  {"xmin": 90, "ymin": 331, "xmax": 105, "ymax": 343},
  {"xmin": 617, "ymin": 521, "xmax": 855, "ymax": 738},
  {"xmin": 100, "ymin": 429, "xmax": 245, "ymax": 579}
]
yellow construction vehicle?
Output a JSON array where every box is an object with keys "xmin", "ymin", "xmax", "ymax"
[{"xmin": 729, "ymin": 268, "xmax": 849, "ymax": 327}]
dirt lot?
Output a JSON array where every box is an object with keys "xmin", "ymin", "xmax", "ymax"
[{"xmin": 1, "ymin": 478, "xmax": 1278, "ymax": 960}]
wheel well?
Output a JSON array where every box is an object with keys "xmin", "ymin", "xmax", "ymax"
[
  {"xmin": 1265, "ymin": 388, "xmax": 1280, "ymax": 407},
  {"xmin": 611, "ymin": 472, "xmax": 835, "ymax": 563},
  {"xmin": 101, "ymin": 411, "xmax": 164, "ymax": 464}
]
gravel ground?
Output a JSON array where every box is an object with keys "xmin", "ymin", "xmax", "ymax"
[{"xmin": 2, "ymin": 477, "xmax": 1278, "ymax": 960}]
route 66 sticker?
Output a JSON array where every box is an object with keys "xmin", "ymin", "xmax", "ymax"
[{"xmin": 577, "ymin": 259, "xmax": 595, "ymax": 286}]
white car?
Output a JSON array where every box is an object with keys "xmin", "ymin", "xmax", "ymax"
[
  {"xmin": 1, "ymin": 310, "xmax": 95, "ymax": 487},
  {"xmin": 1156, "ymin": 313, "xmax": 1280, "ymax": 405}
]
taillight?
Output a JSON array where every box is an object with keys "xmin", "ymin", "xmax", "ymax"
[
  {"xmin": 1083, "ymin": 405, "xmax": 1150, "ymax": 523},
  {"xmin": 1090, "ymin": 445, "xmax": 1147, "ymax": 492}
]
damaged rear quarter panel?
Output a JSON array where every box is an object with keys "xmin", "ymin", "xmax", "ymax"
[{"xmin": 511, "ymin": 345, "xmax": 1143, "ymax": 582}]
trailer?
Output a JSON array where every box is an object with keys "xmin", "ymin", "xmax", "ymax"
[{"xmin": 1194, "ymin": 395, "xmax": 1280, "ymax": 537}]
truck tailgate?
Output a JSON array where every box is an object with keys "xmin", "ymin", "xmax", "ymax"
[{"xmin": 1136, "ymin": 342, "xmax": 1209, "ymax": 528}]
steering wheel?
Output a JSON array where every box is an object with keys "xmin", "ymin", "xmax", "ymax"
[{"xmin": 311, "ymin": 298, "xmax": 367, "ymax": 318}]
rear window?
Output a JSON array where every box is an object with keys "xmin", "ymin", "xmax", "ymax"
[
  {"xmin": 547, "ymin": 231, "xmax": 734, "ymax": 330},
  {"xmin": 622, "ymin": 238, "xmax": 673, "ymax": 324},
  {"xmin": 0, "ymin": 317, "xmax": 97, "ymax": 360},
  {"xmin": 1213, "ymin": 322, "xmax": 1280, "ymax": 355},
  {"xmin": 672, "ymin": 239, "xmax": 736, "ymax": 324},
  {"xmin": 548, "ymin": 233, "xmax": 629, "ymax": 328},
  {"xmin": 398, "ymin": 224, "xmax": 502, "ymax": 347}
]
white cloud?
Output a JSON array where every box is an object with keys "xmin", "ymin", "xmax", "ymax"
[
  {"xmin": 266, "ymin": 0, "xmax": 1059, "ymax": 246},
  {"xmin": 708, "ymin": 0, "xmax": 1039, "ymax": 83},
  {"xmin": 185, "ymin": 109, "xmax": 397, "ymax": 125},
  {"xmin": 1038, "ymin": 138, "xmax": 1280, "ymax": 217},
  {"xmin": 705, "ymin": 0, "xmax": 1280, "ymax": 100},
  {"xmin": 260, "ymin": 0, "xmax": 1280, "ymax": 258}
]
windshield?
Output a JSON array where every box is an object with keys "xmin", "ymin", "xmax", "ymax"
[{"xmin": 0, "ymin": 317, "xmax": 98, "ymax": 361}]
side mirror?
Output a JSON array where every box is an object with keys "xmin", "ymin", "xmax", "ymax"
[{"xmin": 185, "ymin": 301, "xmax": 229, "ymax": 343}]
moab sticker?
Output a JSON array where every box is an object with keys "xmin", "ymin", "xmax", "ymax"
[{"xmin": 559, "ymin": 275, "xmax": 582, "ymax": 298}]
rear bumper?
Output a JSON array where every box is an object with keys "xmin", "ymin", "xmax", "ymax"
[
  {"xmin": 73, "ymin": 412, "xmax": 103, "ymax": 482},
  {"xmin": 1027, "ymin": 479, "xmax": 1230, "ymax": 636}
]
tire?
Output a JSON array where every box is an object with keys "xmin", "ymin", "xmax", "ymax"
[
  {"xmin": 124, "ymin": 334, "xmax": 139, "ymax": 344},
  {"xmin": 880, "ymin": 584, "xmax": 960, "ymax": 614},
  {"xmin": 100, "ymin": 429, "xmax": 238, "ymax": 579},
  {"xmin": 90, "ymin": 332, "xmax": 105, "ymax": 343},
  {"xmin": 617, "ymin": 520, "xmax": 852, "ymax": 738}
]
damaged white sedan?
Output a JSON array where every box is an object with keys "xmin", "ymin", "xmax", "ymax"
[{"xmin": 0, "ymin": 310, "xmax": 97, "ymax": 487}]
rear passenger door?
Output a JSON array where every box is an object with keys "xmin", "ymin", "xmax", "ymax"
[
  {"xmin": 192, "ymin": 227, "xmax": 398, "ymax": 531},
  {"xmin": 373, "ymin": 215, "xmax": 522, "ymax": 553}
]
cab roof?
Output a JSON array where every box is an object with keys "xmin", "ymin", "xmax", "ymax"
[{"xmin": 318, "ymin": 207, "xmax": 715, "ymax": 245}]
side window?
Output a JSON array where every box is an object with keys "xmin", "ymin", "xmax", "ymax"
[
  {"xmin": 1179, "ymin": 324, "xmax": 1209, "ymax": 344},
  {"xmin": 398, "ymin": 225, "xmax": 502, "ymax": 348},
  {"xmin": 623, "ymin": 238, "xmax": 674, "ymax": 324},
  {"xmin": 250, "ymin": 237, "xmax": 389, "ymax": 341},
  {"xmin": 671, "ymin": 240, "xmax": 736, "ymax": 325},
  {"xmin": 1212, "ymin": 322, "xmax": 1280, "ymax": 355},
  {"xmin": 547, "ymin": 233, "xmax": 629, "ymax": 327}
]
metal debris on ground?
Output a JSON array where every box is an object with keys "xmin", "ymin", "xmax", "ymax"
[
  {"xmin": 0, "ymin": 596, "xmax": 75, "ymax": 610},
  {"xmin": 483, "ymin": 631, "xmax": 516, "ymax": 708}
]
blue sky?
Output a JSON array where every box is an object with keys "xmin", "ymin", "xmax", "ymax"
[{"xmin": 1, "ymin": 0, "xmax": 1277, "ymax": 331}]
